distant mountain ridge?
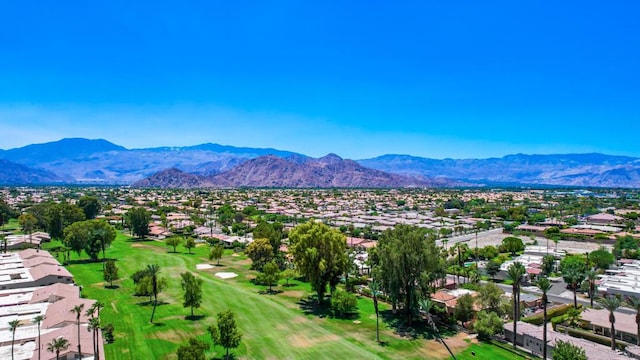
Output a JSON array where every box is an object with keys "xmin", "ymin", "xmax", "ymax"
[
  {"xmin": 132, "ymin": 154, "xmax": 463, "ymax": 188},
  {"xmin": 0, "ymin": 159, "xmax": 64, "ymax": 184},
  {"xmin": 1, "ymin": 138, "xmax": 639, "ymax": 188},
  {"xmin": 357, "ymin": 153, "xmax": 640, "ymax": 188}
]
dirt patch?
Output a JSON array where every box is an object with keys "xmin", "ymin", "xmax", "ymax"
[
  {"xmin": 417, "ymin": 332, "xmax": 475, "ymax": 359},
  {"xmin": 148, "ymin": 329, "xmax": 193, "ymax": 343},
  {"xmin": 130, "ymin": 243, "xmax": 146, "ymax": 248},
  {"xmin": 110, "ymin": 302, "xmax": 118, "ymax": 314},
  {"xmin": 288, "ymin": 333, "xmax": 340, "ymax": 348},
  {"xmin": 280, "ymin": 290, "xmax": 305, "ymax": 299}
]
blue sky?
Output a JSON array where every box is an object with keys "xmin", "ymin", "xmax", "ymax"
[{"xmin": 1, "ymin": 1, "xmax": 638, "ymax": 159}]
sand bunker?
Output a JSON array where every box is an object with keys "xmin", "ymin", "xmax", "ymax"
[
  {"xmin": 196, "ymin": 264, "xmax": 214, "ymax": 270},
  {"xmin": 215, "ymin": 272, "xmax": 238, "ymax": 279}
]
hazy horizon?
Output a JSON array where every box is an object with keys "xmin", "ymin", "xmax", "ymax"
[{"xmin": 1, "ymin": 2, "xmax": 638, "ymax": 159}]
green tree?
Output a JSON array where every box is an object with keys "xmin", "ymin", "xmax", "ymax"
[
  {"xmin": 289, "ymin": 221, "xmax": 348, "ymax": 303},
  {"xmin": 184, "ymin": 237, "xmax": 196, "ymax": 254},
  {"xmin": 535, "ymin": 277, "xmax": 552, "ymax": 360},
  {"xmin": 478, "ymin": 282, "xmax": 504, "ymax": 315},
  {"xmin": 63, "ymin": 219, "xmax": 116, "ymax": 262},
  {"xmin": 474, "ymin": 310, "xmax": 503, "ymax": 340},
  {"xmin": 126, "ymin": 207, "xmax": 151, "ymax": 239},
  {"xmin": 599, "ymin": 295, "xmax": 622, "ymax": 350},
  {"xmin": 485, "ymin": 260, "xmax": 501, "ymax": 280},
  {"xmin": 245, "ymin": 238, "xmax": 273, "ymax": 270},
  {"xmin": 585, "ymin": 268, "xmax": 598, "ymax": 308},
  {"xmin": 181, "ymin": 272, "xmax": 203, "ymax": 317},
  {"xmin": 209, "ymin": 244, "xmax": 224, "ymax": 265},
  {"xmin": 166, "ymin": 236, "xmax": 182, "ymax": 253},
  {"xmin": 41, "ymin": 202, "xmax": 85, "ymax": 240},
  {"xmin": 46, "ymin": 336, "xmax": 71, "ymax": 360},
  {"xmin": 507, "ymin": 261, "xmax": 525, "ymax": 349},
  {"xmin": 502, "ymin": 236, "xmax": 524, "ymax": 255},
  {"xmin": 542, "ymin": 255, "xmax": 555, "ymax": 275},
  {"xmin": 0, "ymin": 198, "xmax": 18, "ymax": 228},
  {"xmin": 208, "ymin": 310, "xmax": 243, "ymax": 359},
  {"xmin": 18, "ymin": 212, "xmax": 37, "ymax": 244},
  {"xmin": 146, "ymin": 264, "xmax": 162, "ymax": 323},
  {"xmin": 176, "ymin": 337, "xmax": 209, "ymax": 360},
  {"xmin": 78, "ymin": 195, "xmax": 102, "ymax": 219},
  {"xmin": 553, "ymin": 340, "xmax": 587, "ymax": 360},
  {"xmin": 626, "ymin": 296, "xmax": 640, "ymax": 346},
  {"xmin": 563, "ymin": 267, "xmax": 585, "ymax": 308},
  {"xmin": 252, "ymin": 220, "xmax": 283, "ymax": 255},
  {"xmin": 9, "ymin": 319, "xmax": 20, "ymax": 360},
  {"xmin": 454, "ymin": 293, "xmax": 476, "ymax": 326},
  {"xmin": 281, "ymin": 268, "xmax": 298, "ymax": 286},
  {"xmin": 331, "ymin": 289, "xmax": 358, "ymax": 317},
  {"xmin": 589, "ymin": 246, "xmax": 615, "ymax": 270},
  {"xmin": 372, "ymin": 224, "xmax": 442, "ymax": 323},
  {"xmin": 70, "ymin": 303, "xmax": 84, "ymax": 359},
  {"xmin": 256, "ymin": 260, "xmax": 280, "ymax": 292},
  {"xmin": 33, "ymin": 315, "xmax": 45, "ymax": 360},
  {"xmin": 88, "ymin": 316, "xmax": 100, "ymax": 360},
  {"xmin": 104, "ymin": 259, "xmax": 119, "ymax": 287}
]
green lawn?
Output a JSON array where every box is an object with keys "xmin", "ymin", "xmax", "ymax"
[
  {"xmin": 457, "ymin": 341, "xmax": 536, "ymax": 359},
  {"xmin": 47, "ymin": 233, "xmax": 517, "ymax": 360}
]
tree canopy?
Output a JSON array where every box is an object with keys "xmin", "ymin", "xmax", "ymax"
[
  {"xmin": 181, "ymin": 272, "xmax": 203, "ymax": 317},
  {"xmin": 63, "ymin": 219, "xmax": 116, "ymax": 261},
  {"xmin": 289, "ymin": 221, "xmax": 348, "ymax": 303},
  {"xmin": 78, "ymin": 195, "xmax": 102, "ymax": 219},
  {"xmin": 371, "ymin": 224, "xmax": 443, "ymax": 323},
  {"xmin": 245, "ymin": 238, "xmax": 273, "ymax": 270},
  {"xmin": 208, "ymin": 310, "xmax": 242, "ymax": 359},
  {"xmin": 126, "ymin": 207, "xmax": 151, "ymax": 239}
]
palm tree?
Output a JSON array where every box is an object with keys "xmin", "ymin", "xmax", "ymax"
[
  {"xmin": 507, "ymin": 261, "xmax": 525, "ymax": 349},
  {"xmin": 419, "ymin": 297, "xmax": 457, "ymax": 359},
  {"xmin": 70, "ymin": 304, "xmax": 85, "ymax": 359},
  {"xmin": 86, "ymin": 301, "xmax": 104, "ymax": 320},
  {"xmin": 599, "ymin": 295, "xmax": 623, "ymax": 350},
  {"xmin": 535, "ymin": 277, "xmax": 552, "ymax": 359},
  {"xmin": 626, "ymin": 296, "xmax": 640, "ymax": 346},
  {"xmin": 585, "ymin": 269, "xmax": 598, "ymax": 308},
  {"xmin": 46, "ymin": 337, "xmax": 70, "ymax": 360},
  {"xmin": 9, "ymin": 319, "xmax": 20, "ymax": 360},
  {"xmin": 33, "ymin": 315, "xmax": 45, "ymax": 360},
  {"xmin": 564, "ymin": 268, "xmax": 585, "ymax": 308},
  {"xmin": 146, "ymin": 264, "xmax": 161, "ymax": 323},
  {"xmin": 88, "ymin": 316, "xmax": 100, "ymax": 360}
]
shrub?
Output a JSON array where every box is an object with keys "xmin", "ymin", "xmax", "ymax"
[
  {"xmin": 523, "ymin": 304, "xmax": 575, "ymax": 325},
  {"xmin": 331, "ymin": 290, "xmax": 358, "ymax": 317}
]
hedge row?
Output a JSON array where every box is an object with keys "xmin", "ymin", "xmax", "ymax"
[{"xmin": 522, "ymin": 304, "xmax": 576, "ymax": 325}]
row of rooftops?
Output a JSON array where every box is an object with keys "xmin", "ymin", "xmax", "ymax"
[{"xmin": 0, "ymin": 249, "xmax": 102, "ymax": 360}]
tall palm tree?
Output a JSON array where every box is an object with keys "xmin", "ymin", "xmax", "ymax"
[
  {"xmin": 146, "ymin": 264, "xmax": 161, "ymax": 323},
  {"xmin": 585, "ymin": 269, "xmax": 598, "ymax": 308},
  {"xmin": 507, "ymin": 261, "xmax": 525, "ymax": 349},
  {"xmin": 535, "ymin": 277, "xmax": 552, "ymax": 359},
  {"xmin": 599, "ymin": 295, "xmax": 622, "ymax": 350},
  {"xmin": 88, "ymin": 316, "xmax": 100, "ymax": 360},
  {"xmin": 70, "ymin": 304, "xmax": 85, "ymax": 359},
  {"xmin": 46, "ymin": 337, "xmax": 70, "ymax": 360},
  {"xmin": 627, "ymin": 296, "xmax": 640, "ymax": 346},
  {"xmin": 33, "ymin": 315, "xmax": 45, "ymax": 360},
  {"xmin": 9, "ymin": 319, "xmax": 20, "ymax": 360},
  {"xmin": 419, "ymin": 297, "xmax": 457, "ymax": 359},
  {"xmin": 86, "ymin": 301, "xmax": 104, "ymax": 320},
  {"xmin": 564, "ymin": 268, "xmax": 585, "ymax": 308}
]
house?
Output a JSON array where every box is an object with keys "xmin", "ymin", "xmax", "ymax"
[
  {"xmin": 504, "ymin": 321, "xmax": 629, "ymax": 360},
  {"xmin": 581, "ymin": 307, "xmax": 638, "ymax": 344},
  {"xmin": 587, "ymin": 213, "xmax": 624, "ymax": 225}
]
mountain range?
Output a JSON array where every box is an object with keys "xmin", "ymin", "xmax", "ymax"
[{"xmin": 1, "ymin": 138, "xmax": 639, "ymax": 188}]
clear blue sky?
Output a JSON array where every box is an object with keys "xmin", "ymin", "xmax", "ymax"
[{"xmin": 1, "ymin": 1, "xmax": 638, "ymax": 159}]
